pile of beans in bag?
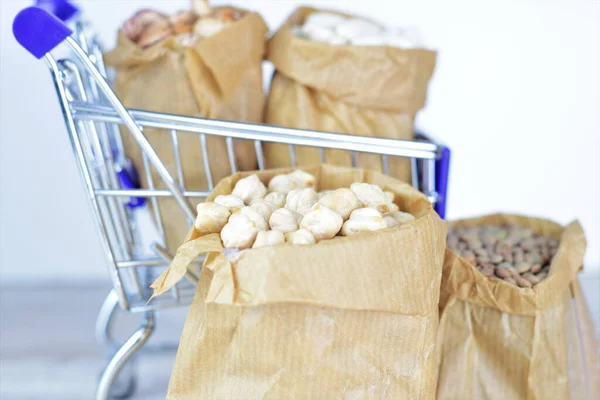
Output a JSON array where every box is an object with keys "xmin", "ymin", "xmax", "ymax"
[
  {"xmin": 447, "ymin": 225, "xmax": 558, "ymax": 287},
  {"xmin": 194, "ymin": 170, "xmax": 415, "ymax": 250},
  {"xmin": 293, "ymin": 11, "xmax": 423, "ymax": 48},
  {"xmin": 122, "ymin": 0, "xmax": 243, "ymax": 48}
]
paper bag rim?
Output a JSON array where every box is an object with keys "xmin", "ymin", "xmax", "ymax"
[
  {"xmin": 440, "ymin": 213, "xmax": 586, "ymax": 316},
  {"xmin": 152, "ymin": 164, "xmax": 446, "ymax": 315},
  {"xmin": 104, "ymin": 9, "xmax": 268, "ymax": 98},
  {"xmin": 266, "ymin": 7, "xmax": 437, "ymax": 111}
]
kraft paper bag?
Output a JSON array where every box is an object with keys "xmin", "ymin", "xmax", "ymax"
[
  {"xmin": 104, "ymin": 8, "xmax": 268, "ymax": 255},
  {"xmin": 437, "ymin": 214, "xmax": 599, "ymax": 400},
  {"xmin": 152, "ymin": 164, "xmax": 447, "ymax": 399},
  {"xmin": 263, "ymin": 7, "xmax": 437, "ymax": 184}
]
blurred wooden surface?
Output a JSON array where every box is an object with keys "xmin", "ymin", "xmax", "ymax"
[
  {"xmin": 1, "ymin": 274, "xmax": 598, "ymax": 400},
  {"xmin": 0, "ymin": 283, "xmax": 188, "ymax": 400}
]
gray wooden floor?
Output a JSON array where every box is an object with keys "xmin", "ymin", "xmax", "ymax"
[
  {"xmin": 1, "ymin": 274, "xmax": 598, "ymax": 400},
  {"xmin": 0, "ymin": 283, "xmax": 189, "ymax": 400}
]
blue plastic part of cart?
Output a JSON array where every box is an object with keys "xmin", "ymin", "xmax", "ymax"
[
  {"xmin": 116, "ymin": 161, "xmax": 146, "ymax": 208},
  {"xmin": 434, "ymin": 146, "xmax": 451, "ymax": 219},
  {"xmin": 13, "ymin": 7, "xmax": 72, "ymax": 59},
  {"xmin": 36, "ymin": 0, "xmax": 78, "ymax": 22},
  {"xmin": 117, "ymin": 165, "xmax": 146, "ymax": 208}
]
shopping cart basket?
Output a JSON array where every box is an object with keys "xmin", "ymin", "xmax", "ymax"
[{"xmin": 13, "ymin": 3, "xmax": 451, "ymax": 399}]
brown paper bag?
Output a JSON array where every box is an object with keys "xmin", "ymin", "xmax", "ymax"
[
  {"xmin": 263, "ymin": 7, "xmax": 437, "ymax": 184},
  {"xmin": 437, "ymin": 214, "xmax": 600, "ymax": 400},
  {"xmin": 152, "ymin": 164, "xmax": 447, "ymax": 399},
  {"xmin": 104, "ymin": 9, "xmax": 268, "ymax": 254}
]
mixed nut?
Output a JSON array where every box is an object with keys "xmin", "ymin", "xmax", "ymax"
[
  {"xmin": 194, "ymin": 170, "xmax": 415, "ymax": 250},
  {"xmin": 447, "ymin": 225, "xmax": 559, "ymax": 287},
  {"xmin": 122, "ymin": 0, "xmax": 243, "ymax": 49},
  {"xmin": 294, "ymin": 11, "xmax": 424, "ymax": 48}
]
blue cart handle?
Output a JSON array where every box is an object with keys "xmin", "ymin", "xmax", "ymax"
[
  {"xmin": 35, "ymin": 0, "xmax": 78, "ymax": 22},
  {"xmin": 434, "ymin": 146, "xmax": 451, "ymax": 219},
  {"xmin": 13, "ymin": 7, "xmax": 73, "ymax": 59}
]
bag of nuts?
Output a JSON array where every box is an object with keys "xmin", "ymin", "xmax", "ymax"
[
  {"xmin": 104, "ymin": 3, "xmax": 268, "ymax": 255},
  {"xmin": 437, "ymin": 214, "xmax": 599, "ymax": 400},
  {"xmin": 263, "ymin": 7, "xmax": 436, "ymax": 183},
  {"xmin": 151, "ymin": 164, "xmax": 447, "ymax": 399}
]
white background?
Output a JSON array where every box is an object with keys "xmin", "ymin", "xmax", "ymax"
[{"xmin": 1, "ymin": 0, "xmax": 599, "ymax": 282}]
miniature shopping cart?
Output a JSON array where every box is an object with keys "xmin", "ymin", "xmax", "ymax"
[{"xmin": 13, "ymin": 2, "xmax": 451, "ymax": 399}]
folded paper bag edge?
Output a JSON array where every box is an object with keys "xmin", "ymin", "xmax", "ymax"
[
  {"xmin": 266, "ymin": 7, "xmax": 437, "ymax": 111},
  {"xmin": 104, "ymin": 9, "xmax": 266, "ymax": 65},
  {"xmin": 202, "ymin": 212, "xmax": 445, "ymax": 315},
  {"xmin": 104, "ymin": 9, "xmax": 268, "ymax": 99},
  {"xmin": 150, "ymin": 233, "xmax": 223, "ymax": 299},
  {"xmin": 151, "ymin": 213, "xmax": 444, "ymax": 315},
  {"xmin": 441, "ymin": 215, "xmax": 587, "ymax": 316}
]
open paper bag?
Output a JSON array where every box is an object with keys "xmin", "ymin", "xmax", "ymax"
[
  {"xmin": 437, "ymin": 214, "xmax": 599, "ymax": 400},
  {"xmin": 152, "ymin": 165, "xmax": 447, "ymax": 399},
  {"xmin": 104, "ymin": 7, "xmax": 268, "ymax": 255},
  {"xmin": 264, "ymin": 7, "xmax": 437, "ymax": 184}
]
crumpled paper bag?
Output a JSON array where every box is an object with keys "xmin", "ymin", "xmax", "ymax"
[
  {"xmin": 263, "ymin": 7, "xmax": 437, "ymax": 184},
  {"xmin": 437, "ymin": 214, "xmax": 600, "ymax": 400},
  {"xmin": 104, "ymin": 8, "xmax": 268, "ymax": 255},
  {"xmin": 152, "ymin": 164, "xmax": 447, "ymax": 399}
]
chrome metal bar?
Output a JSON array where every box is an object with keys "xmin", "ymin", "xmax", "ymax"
[
  {"xmin": 77, "ymin": 115, "xmax": 144, "ymax": 298},
  {"xmin": 71, "ymin": 136, "xmax": 119, "ymax": 256},
  {"xmin": 142, "ymin": 153, "xmax": 166, "ymax": 245},
  {"xmin": 129, "ymin": 296, "xmax": 197, "ymax": 313},
  {"xmin": 44, "ymin": 55, "xmax": 129, "ymax": 310},
  {"xmin": 423, "ymin": 158, "xmax": 437, "ymax": 202},
  {"xmin": 350, "ymin": 151, "xmax": 358, "ymax": 168},
  {"xmin": 226, "ymin": 137, "xmax": 237, "ymax": 174},
  {"xmin": 90, "ymin": 33, "xmax": 129, "ymax": 166},
  {"xmin": 96, "ymin": 189, "xmax": 210, "ymax": 198},
  {"xmin": 62, "ymin": 60, "xmax": 131, "ymax": 260},
  {"xmin": 381, "ymin": 155, "xmax": 389, "ymax": 175},
  {"xmin": 81, "ymin": 30, "xmax": 135, "ymax": 250},
  {"xmin": 63, "ymin": 60, "xmax": 134, "ymax": 260},
  {"xmin": 75, "ymin": 119, "xmax": 120, "ymax": 252},
  {"xmin": 199, "ymin": 133, "xmax": 214, "ymax": 190},
  {"xmin": 427, "ymin": 194, "xmax": 439, "ymax": 204},
  {"xmin": 64, "ymin": 38, "xmax": 195, "ymax": 221},
  {"xmin": 95, "ymin": 290, "xmax": 119, "ymax": 348},
  {"xmin": 319, "ymin": 148, "xmax": 326, "ymax": 163},
  {"xmin": 71, "ymin": 103, "xmax": 439, "ymax": 159},
  {"xmin": 96, "ymin": 312, "xmax": 155, "ymax": 400},
  {"xmin": 100, "ymin": 124, "xmax": 135, "ymax": 251},
  {"xmin": 170, "ymin": 130, "xmax": 185, "ymax": 186},
  {"xmin": 254, "ymin": 140, "xmax": 265, "ymax": 170},
  {"xmin": 83, "ymin": 30, "xmax": 130, "ymax": 194},
  {"xmin": 411, "ymin": 158, "xmax": 419, "ymax": 188},
  {"xmin": 288, "ymin": 145, "xmax": 297, "ymax": 167},
  {"xmin": 426, "ymin": 158, "xmax": 436, "ymax": 196},
  {"xmin": 76, "ymin": 103, "xmax": 439, "ymax": 151},
  {"xmin": 117, "ymin": 259, "xmax": 168, "ymax": 268},
  {"xmin": 108, "ymin": 122, "xmax": 127, "ymax": 164}
]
